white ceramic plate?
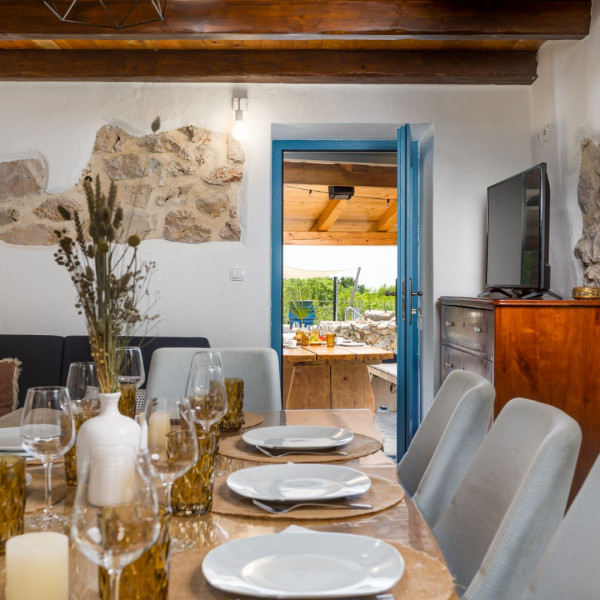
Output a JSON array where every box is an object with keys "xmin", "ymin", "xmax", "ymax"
[
  {"xmin": 0, "ymin": 427, "xmax": 25, "ymax": 453},
  {"xmin": 242, "ymin": 425, "xmax": 353, "ymax": 451},
  {"xmin": 226, "ymin": 464, "xmax": 371, "ymax": 502},
  {"xmin": 202, "ymin": 532, "xmax": 404, "ymax": 598},
  {"xmin": 339, "ymin": 341, "xmax": 365, "ymax": 347}
]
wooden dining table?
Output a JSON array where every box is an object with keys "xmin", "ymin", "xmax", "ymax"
[
  {"xmin": 0, "ymin": 408, "xmax": 457, "ymax": 600},
  {"xmin": 283, "ymin": 344, "xmax": 394, "ymax": 413}
]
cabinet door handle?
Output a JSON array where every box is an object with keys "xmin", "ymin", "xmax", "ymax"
[
  {"xmin": 473, "ymin": 326, "xmax": 481, "ymax": 333},
  {"xmin": 445, "ymin": 321, "xmax": 455, "ymax": 328},
  {"xmin": 444, "ymin": 362, "xmax": 453, "ymax": 369}
]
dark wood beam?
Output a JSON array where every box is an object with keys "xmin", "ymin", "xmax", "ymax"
[
  {"xmin": 0, "ymin": 0, "xmax": 591, "ymax": 39},
  {"xmin": 285, "ymin": 162, "xmax": 397, "ymax": 188},
  {"xmin": 0, "ymin": 49, "xmax": 539, "ymax": 83}
]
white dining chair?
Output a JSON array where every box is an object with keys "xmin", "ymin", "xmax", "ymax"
[
  {"xmin": 145, "ymin": 347, "xmax": 282, "ymax": 411},
  {"xmin": 519, "ymin": 454, "xmax": 600, "ymax": 600},
  {"xmin": 433, "ymin": 397, "xmax": 582, "ymax": 600},
  {"xmin": 397, "ymin": 369, "xmax": 495, "ymax": 526}
]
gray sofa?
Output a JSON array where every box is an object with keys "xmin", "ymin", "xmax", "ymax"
[{"xmin": 0, "ymin": 334, "xmax": 210, "ymax": 408}]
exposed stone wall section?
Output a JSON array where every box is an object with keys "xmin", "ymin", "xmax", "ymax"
[
  {"xmin": 574, "ymin": 139, "xmax": 600, "ymax": 285},
  {"xmin": 0, "ymin": 124, "xmax": 244, "ymax": 246},
  {"xmin": 318, "ymin": 311, "xmax": 397, "ymax": 353}
]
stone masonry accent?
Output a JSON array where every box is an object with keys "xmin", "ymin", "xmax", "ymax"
[
  {"xmin": 575, "ymin": 138, "xmax": 600, "ymax": 285},
  {"xmin": 0, "ymin": 124, "xmax": 244, "ymax": 246},
  {"xmin": 318, "ymin": 310, "xmax": 397, "ymax": 352}
]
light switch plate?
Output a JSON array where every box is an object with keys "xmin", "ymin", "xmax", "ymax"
[{"xmin": 230, "ymin": 267, "xmax": 244, "ymax": 281}]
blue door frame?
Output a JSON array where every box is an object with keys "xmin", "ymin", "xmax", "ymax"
[{"xmin": 271, "ymin": 135, "xmax": 420, "ymax": 460}]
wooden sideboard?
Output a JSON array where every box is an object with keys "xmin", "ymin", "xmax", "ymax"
[{"xmin": 439, "ymin": 296, "xmax": 600, "ymax": 501}]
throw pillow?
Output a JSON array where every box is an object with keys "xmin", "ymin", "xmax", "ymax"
[{"xmin": 0, "ymin": 357, "xmax": 21, "ymax": 416}]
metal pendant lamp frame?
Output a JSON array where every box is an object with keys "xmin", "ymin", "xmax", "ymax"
[{"xmin": 44, "ymin": 0, "xmax": 167, "ymax": 29}]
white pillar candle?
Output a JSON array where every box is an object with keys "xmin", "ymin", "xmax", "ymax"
[
  {"xmin": 6, "ymin": 532, "xmax": 69, "ymax": 600},
  {"xmin": 148, "ymin": 410, "xmax": 171, "ymax": 450}
]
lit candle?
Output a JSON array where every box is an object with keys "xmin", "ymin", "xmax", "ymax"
[
  {"xmin": 148, "ymin": 410, "xmax": 171, "ymax": 450},
  {"xmin": 6, "ymin": 532, "xmax": 69, "ymax": 600}
]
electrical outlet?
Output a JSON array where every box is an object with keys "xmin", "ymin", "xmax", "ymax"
[{"xmin": 541, "ymin": 124, "xmax": 551, "ymax": 143}]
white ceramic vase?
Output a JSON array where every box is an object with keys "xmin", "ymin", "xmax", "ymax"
[{"xmin": 75, "ymin": 391, "xmax": 141, "ymax": 480}]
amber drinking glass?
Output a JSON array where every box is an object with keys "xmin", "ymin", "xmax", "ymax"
[
  {"xmin": 171, "ymin": 422, "xmax": 219, "ymax": 517},
  {"xmin": 64, "ymin": 362, "xmax": 100, "ymax": 486},
  {"xmin": 0, "ymin": 455, "xmax": 26, "ymax": 554},
  {"xmin": 220, "ymin": 378, "xmax": 244, "ymax": 433},
  {"xmin": 99, "ymin": 507, "xmax": 170, "ymax": 600}
]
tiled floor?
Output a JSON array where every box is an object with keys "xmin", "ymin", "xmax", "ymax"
[{"xmin": 374, "ymin": 407, "xmax": 398, "ymax": 460}]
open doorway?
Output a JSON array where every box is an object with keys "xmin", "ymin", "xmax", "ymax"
[{"xmin": 272, "ymin": 132, "xmax": 421, "ymax": 460}]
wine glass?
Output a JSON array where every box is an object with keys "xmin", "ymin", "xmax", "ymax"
[
  {"xmin": 70, "ymin": 446, "xmax": 160, "ymax": 600},
  {"xmin": 116, "ymin": 346, "xmax": 145, "ymax": 419},
  {"xmin": 142, "ymin": 397, "xmax": 198, "ymax": 552},
  {"xmin": 20, "ymin": 386, "xmax": 75, "ymax": 531},
  {"xmin": 190, "ymin": 349, "xmax": 222, "ymax": 371},
  {"xmin": 64, "ymin": 362, "xmax": 101, "ymax": 485},
  {"xmin": 185, "ymin": 363, "xmax": 228, "ymax": 431}
]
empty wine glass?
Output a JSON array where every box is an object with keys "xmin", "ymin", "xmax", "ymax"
[
  {"xmin": 64, "ymin": 362, "xmax": 101, "ymax": 485},
  {"xmin": 142, "ymin": 397, "xmax": 198, "ymax": 552},
  {"xmin": 20, "ymin": 386, "xmax": 75, "ymax": 531},
  {"xmin": 70, "ymin": 446, "xmax": 160, "ymax": 600},
  {"xmin": 189, "ymin": 349, "xmax": 222, "ymax": 370},
  {"xmin": 185, "ymin": 363, "xmax": 228, "ymax": 431},
  {"xmin": 116, "ymin": 346, "xmax": 145, "ymax": 419}
]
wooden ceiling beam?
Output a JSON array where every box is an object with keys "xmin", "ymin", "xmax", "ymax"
[
  {"xmin": 285, "ymin": 162, "xmax": 396, "ymax": 188},
  {"xmin": 310, "ymin": 199, "xmax": 350, "ymax": 232},
  {"xmin": 0, "ymin": 49, "xmax": 539, "ymax": 83},
  {"xmin": 284, "ymin": 231, "xmax": 397, "ymax": 246},
  {"xmin": 0, "ymin": 1, "xmax": 591, "ymax": 39},
  {"xmin": 371, "ymin": 201, "xmax": 398, "ymax": 232}
]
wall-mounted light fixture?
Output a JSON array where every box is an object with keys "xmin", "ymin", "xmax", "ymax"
[
  {"xmin": 44, "ymin": 0, "xmax": 167, "ymax": 29},
  {"xmin": 231, "ymin": 97, "xmax": 248, "ymax": 141}
]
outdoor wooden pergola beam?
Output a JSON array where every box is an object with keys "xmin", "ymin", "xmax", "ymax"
[
  {"xmin": 285, "ymin": 162, "xmax": 397, "ymax": 188},
  {"xmin": 310, "ymin": 199, "xmax": 350, "ymax": 232},
  {"xmin": 371, "ymin": 201, "xmax": 398, "ymax": 232},
  {"xmin": 284, "ymin": 231, "xmax": 397, "ymax": 246}
]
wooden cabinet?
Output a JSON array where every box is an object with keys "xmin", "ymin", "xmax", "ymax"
[{"xmin": 439, "ymin": 296, "xmax": 600, "ymax": 501}]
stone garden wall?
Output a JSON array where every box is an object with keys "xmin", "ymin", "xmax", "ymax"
[
  {"xmin": 0, "ymin": 124, "xmax": 244, "ymax": 246},
  {"xmin": 319, "ymin": 310, "xmax": 397, "ymax": 353}
]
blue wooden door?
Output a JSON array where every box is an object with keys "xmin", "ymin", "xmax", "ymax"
[
  {"xmin": 396, "ymin": 125, "xmax": 421, "ymax": 457},
  {"xmin": 271, "ymin": 135, "xmax": 420, "ymax": 459}
]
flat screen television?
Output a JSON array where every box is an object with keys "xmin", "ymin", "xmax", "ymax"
[{"xmin": 484, "ymin": 162, "xmax": 556, "ymax": 298}]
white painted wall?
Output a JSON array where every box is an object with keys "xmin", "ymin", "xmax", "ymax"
[
  {"xmin": 530, "ymin": 1, "xmax": 600, "ymax": 296},
  {"xmin": 0, "ymin": 77, "xmax": 534, "ymax": 411}
]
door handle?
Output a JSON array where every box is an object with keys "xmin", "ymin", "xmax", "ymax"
[{"xmin": 408, "ymin": 278, "xmax": 422, "ymax": 326}]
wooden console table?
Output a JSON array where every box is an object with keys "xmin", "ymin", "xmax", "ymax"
[
  {"xmin": 439, "ymin": 296, "xmax": 600, "ymax": 502},
  {"xmin": 283, "ymin": 345, "xmax": 393, "ymax": 413}
]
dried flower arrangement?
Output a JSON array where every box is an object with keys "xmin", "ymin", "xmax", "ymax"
[{"xmin": 54, "ymin": 175, "xmax": 158, "ymax": 393}]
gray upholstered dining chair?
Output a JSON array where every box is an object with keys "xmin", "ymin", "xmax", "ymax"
[
  {"xmin": 145, "ymin": 347, "xmax": 282, "ymax": 411},
  {"xmin": 433, "ymin": 397, "xmax": 582, "ymax": 600},
  {"xmin": 519, "ymin": 453, "xmax": 600, "ymax": 600},
  {"xmin": 397, "ymin": 369, "xmax": 495, "ymax": 525}
]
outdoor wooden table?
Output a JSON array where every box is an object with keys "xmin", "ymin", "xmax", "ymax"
[
  {"xmin": 0, "ymin": 409, "xmax": 456, "ymax": 600},
  {"xmin": 282, "ymin": 344, "xmax": 394, "ymax": 413}
]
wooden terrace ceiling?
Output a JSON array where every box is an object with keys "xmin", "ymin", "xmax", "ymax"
[
  {"xmin": 0, "ymin": 1, "xmax": 592, "ymax": 83},
  {"xmin": 283, "ymin": 155, "xmax": 398, "ymax": 246}
]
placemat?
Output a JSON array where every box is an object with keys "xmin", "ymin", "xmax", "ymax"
[
  {"xmin": 212, "ymin": 473, "xmax": 405, "ymax": 520},
  {"xmin": 218, "ymin": 432, "xmax": 382, "ymax": 463},
  {"xmin": 240, "ymin": 411, "xmax": 263, "ymax": 430},
  {"xmin": 26, "ymin": 463, "xmax": 68, "ymax": 514},
  {"xmin": 169, "ymin": 540, "xmax": 457, "ymax": 600}
]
